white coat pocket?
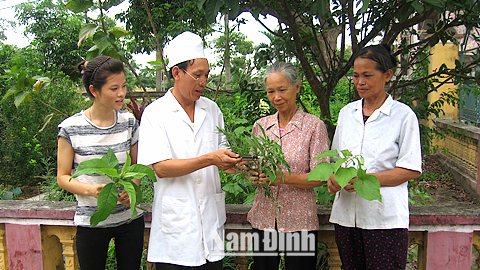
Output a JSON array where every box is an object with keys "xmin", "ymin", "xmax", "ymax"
[
  {"xmin": 215, "ymin": 191, "xmax": 226, "ymax": 228},
  {"xmin": 161, "ymin": 196, "xmax": 191, "ymax": 234},
  {"xmin": 201, "ymin": 133, "xmax": 217, "ymax": 154}
]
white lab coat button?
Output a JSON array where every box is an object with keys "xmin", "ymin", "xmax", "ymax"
[
  {"xmin": 199, "ymin": 200, "xmax": 203, "ymax": 205},
  {"xmin": 197, "ymin": 179, "xmax": 201, "ymax": 184}
]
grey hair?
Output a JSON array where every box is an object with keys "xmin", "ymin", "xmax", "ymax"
[{"xmin": 263, "ymin": 62, "xmax": 300, "ymax": 86}]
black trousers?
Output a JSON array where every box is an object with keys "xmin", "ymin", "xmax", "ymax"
[
  {"xmin": 251, "ymin": 228, "xmax": 318, "ymax": 270},
  {"xmin": 76, "ymin": 215, "xmax": 145, "ymax": 270},
  {"xmin": 155, "ymin": 260, "xmax": 223, "ymax": 270}
]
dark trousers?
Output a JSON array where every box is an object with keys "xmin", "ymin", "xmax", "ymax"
[
  {"xmin": 251, "ymin": 228, "xmax": 318, "ymax": 270},
  {"xmin": 334, "ymin": 224, "xmax": 409, "ymax": 270},
  {"xmin": 155, "ymin": 260, "xmax": 223, "ymax": 270},
  {"xmin": 76, "ymin": 215, "xmax": 145, "ymax": 270}
]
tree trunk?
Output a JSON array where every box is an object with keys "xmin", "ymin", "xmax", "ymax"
[
  {"xmin": 156, "ymin": 48, "xmax": 162, "ymax": 92},
  {"xmin": 224, "ymin": 14, "xmax": 231, "ymax": 91}
]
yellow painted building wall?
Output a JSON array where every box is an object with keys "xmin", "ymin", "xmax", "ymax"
[{"xmin": 428, "ymin": 43, "xmax": 459, "ymax": 124}]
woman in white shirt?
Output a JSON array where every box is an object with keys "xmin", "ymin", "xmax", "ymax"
[{"xmin": 327, "ymin": 44, "xmax": 422, "ymax": 270}]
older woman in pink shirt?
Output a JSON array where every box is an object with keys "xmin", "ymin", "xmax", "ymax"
[{"xmin": 247, "ymin": 62, "xmax": 329, "ymax": 270}]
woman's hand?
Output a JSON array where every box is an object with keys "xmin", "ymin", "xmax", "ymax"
[
  {"xmin": 327, "ymin": 176, "xmax": 341, "ymax": 194},
  {"xmin": 89, "ymin": 183, "xmax": 106, "ymax": 198},
  {"xmin": 118, "ymin": 190, "xmax": 131, "ymax": 207}
]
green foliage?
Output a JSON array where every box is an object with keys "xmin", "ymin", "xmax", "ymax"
[
  {"xmin": 15, "ymin": 0, "xmax": 93, "ymax": 79},
  {"xmin": 408, "ymin": 180, "xmax": 434, "ymax": 205},
  {"xmin": 2, "ymin": 57, "xmax": 51, "ymax": 107},
  {"xmin": 212, "ymin": 31, "xmax": 255, "ymax": 75},
  {"xmin": 104, "ymin": 241, "xmax": 149, "ymax": 270},
  {"xmin": 0, "ymin": 51, "xmax": 88, "ymax": 186},
  {"xmin": 200, "ymin": 0, "xmax": 480, "ymax": 142},
  {"xmin": 118, "ymin": 0, "xmax": 213, "ymax": 55},
  {"xmin": 219, "ymin": 120, "xmax": 291, "ymax": 209},
  {"xmin": 70, "ymin": 149, "xmax": 156, "ymax": 226},
  {"xmin": 66, "ymin": 0, "xmax": 128, "ymax": 61},
  {"xmin": 307, "ymin": 149, "xmax": 382, "ymax": 202},
  {"xmin": 408, "ymin": 170, "xmax": 439, "ymax": 205}
]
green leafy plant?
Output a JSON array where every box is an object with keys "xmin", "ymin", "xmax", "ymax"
[
  {"xmin": 70, "ymin": 149, "xmax": 156, "ymax": 227},
  {"xmin": 219, "ymin": 120, "xmax": 291, "ymax": 209},
  {"xmin": 307, "ymin": 149, "xmax": 382, "ymax": 202}
]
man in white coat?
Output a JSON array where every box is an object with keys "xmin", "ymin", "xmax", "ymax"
[{"xmin": 138, "ymin": 31, "xmax": 242, "ymax": 269}]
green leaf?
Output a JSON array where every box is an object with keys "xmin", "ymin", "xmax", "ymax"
[
  {"xmin": 197, "ymin": 0, "xmax": 207, "ymax": 9},
  {"xmin": 225, "ymin": 0, "xmax": 240, "ymax": 17},
  {"xmin": 204, "ymin": 0, "xmax": 222, "ymax": 24},
  {"xmin": 475, "ymin": 71, "xmax": 480, "ymax": 86},
  {"xmin": 307, "ymin": 162, "xmax": 334, "ymax": 181},
  {"xmin": 357, "ymin": 0, "xmax": 370, "ymax": 14},
  {"xmin": 122, "ymin": 172, "xmax": 148, "ymax": 180},
  {"xmin": 3, "ymin": 86, "xmax": 21, "ymax": 100},
  {"xmin": 31, "ymin": 77, "xmax": 50, "ymax": 94},
  {"xmin": 121, "ymin": 152, "xmax": 131, "ymax": 175},
  {"xmin": 86, "ymin": 45, "xmax": 100, "ymax": 60},
  {"xmin": 147, "ymin": 59, "xmax": 163, "ymax": 66},
  {"xmin": 14, "ymin": 91, "xmax": 31, "ymax": 107},
  {"xmin": 90, "ymin": 183, "xmax": 118, "ymax": 226},
  {"xmin": 411, "ymin": 0, "xmax": 424, "ymax": 13},
  {"xmin": 70, "ymin": 159, "xmax": 111, "ymax": 179},
  {"xmin": 92, "ymin": 32, "xmax": 115, "ymax": 54},
  {"xmin": 129, "ymin": 164, "xmax": 157, "ymax": 182},
  {"xmin": 119, "ymin": 180, "xmax": 138, "ymax": 222},
  {"xmin": 102, "ymin": 149, "xmax": 119, "ymax": 171},
  {"xmin": 97, "ymin": 168, "xmax": 120, "ymax": 178},
  {"xmin": 422, "ymin": 0, "xmax": 444, "ymax": 8},
  {"xmin": 223, "ymin": 182, "xmax": 244, "ymax": 196},
  {"xmin": 133, "ymin": 180, "xmax": 142, "ymax": 204},
  {"xmin": 109, "ymin": 29, "xmax": 130, "ymax": 38},
  {"xmin": 65, "ymin": 0, "xmax": 94, "ymax": 13},
  {"xmin": 335, "ymin": 167, "xmax": 357, "ymax": 189},
  {"xmin": 102, "ymin": 0, "xmax": 124, "ymax": 10},
  {"xmin": 38, "ymin": 113, "xmax": 55, "ymax": 134},
  {"xmin": 78, "ymin": 24, "xmax": 98, "ymax": 47},
  {"xmin": 332, "ymin": 157, "xmax": 348, "ymax": 173},
  {"xmin": 313, "ymin": 149, "xmax": 338, "ymax": 159},
  {"xmin": 354, "ymin": 169, "xmax": 382, "ymax": 202},
  {"xmin": 340, "ymin": 149, "xmax": 353, "ymax": 158}
]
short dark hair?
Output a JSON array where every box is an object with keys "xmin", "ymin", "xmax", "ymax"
[
  {"xmin": 168, "ymin": 59, "xmax": 196, "ymax": 79},
  {"xmin": 354, "ymin": 44, "xmax": 397, "ymax": 73},
  {"xmin": 79, "ymin": 56, "xmax": 125, "ymax": 98}
]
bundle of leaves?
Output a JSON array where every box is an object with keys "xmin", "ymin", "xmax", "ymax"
[
  {"xmin": 307, "ymin": 149, "xmax": 382, "ymax": 202},
  {"xmin": 219, "ymin": 119, "xmax": 291, "ymax": 209},
  {"xmin": 70, "ymin": 149, "xmax": 156, "ymax": 226}
]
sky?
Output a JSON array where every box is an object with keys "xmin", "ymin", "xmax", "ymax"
[{"xmin": 0, "ymin": 0, "xmax": 278, "ymax": 70}]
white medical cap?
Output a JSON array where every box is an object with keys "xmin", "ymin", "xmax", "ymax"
[{"xmin": 164, "ymin": 31, "xmax": 206, "ymax": 69}]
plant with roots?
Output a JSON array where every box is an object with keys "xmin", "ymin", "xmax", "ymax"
[
  {"xmin": 70, "ymin": 149, "xmax": 156, "ymax": 226},
  {"xmin": 307, "ymin": 149, "xmax": 382, "ymax": 202},
  {"xmin": 219, "ymin": 120, "xmax": 291, "ymax": 209}
]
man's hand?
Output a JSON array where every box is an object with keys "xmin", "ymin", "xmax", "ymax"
[{"xmin": 210, "ymin": 149, "xmax": 241, "ymax": 171}]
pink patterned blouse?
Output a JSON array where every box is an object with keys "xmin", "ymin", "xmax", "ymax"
[{"xmin": 247, "ymin": 108, "xmax": 330, "ymax": 232}]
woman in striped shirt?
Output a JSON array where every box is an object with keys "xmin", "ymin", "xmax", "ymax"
[{"xmin": 56, "ymin": 55, "xmax": 144, "ymax": 270}]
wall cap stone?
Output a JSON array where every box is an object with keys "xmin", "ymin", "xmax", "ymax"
[{"xmin": 1, "ymin": 201, "xmax": 480, "ymax": 227}]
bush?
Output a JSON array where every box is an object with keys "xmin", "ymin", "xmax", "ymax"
[{"xmin": 0, "ymin": 72, "xmax": 90, "ymax": 187}]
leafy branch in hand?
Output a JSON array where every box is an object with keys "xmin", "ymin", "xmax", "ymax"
[
  {"xmin": 219, "ymin": 119, "xmax": 291, "ymax": 209},
  {"xmin": 307, "ymin": 149, "xmax": 382, "ymax": 202},
  {"xmin": 70, "ymin": 148, "xmax": 157, "ymax": 226}
]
